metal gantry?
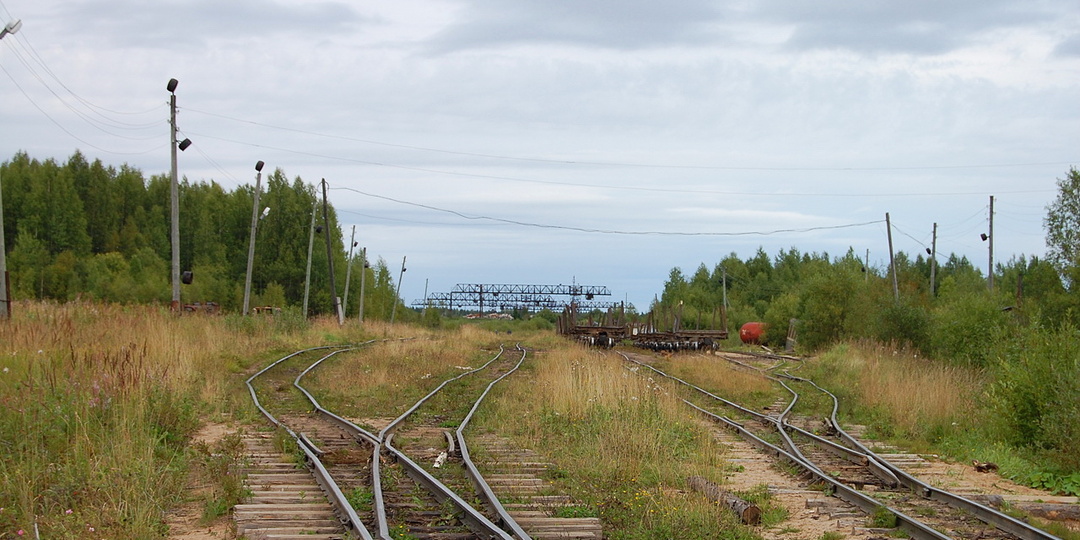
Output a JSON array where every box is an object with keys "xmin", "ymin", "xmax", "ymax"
[{"xmin": 413, "ymin": 283, "xmax": 616, "ymax": 313}]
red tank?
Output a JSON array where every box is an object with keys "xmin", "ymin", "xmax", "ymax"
[{"xmin": 739, "ymin": 322, "xmax": 767, "ymax": 344}]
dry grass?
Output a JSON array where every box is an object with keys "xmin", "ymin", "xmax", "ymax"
[
  {"xmin": 311, "ymin": 324, "xmax": 503, "ymax": 418},
  {"xmin": 0, "ymin": 300, "xmax": 341, "ymax": 538},
  {"xmin": 484, "ymin": 345, "xmax": 729, "ymax": 480},
  {"xmin": 811, "ymin": 342, "xmax": 985, "ymax": 440},
  {"xmin": 473, "ymin": 344, "xmax": 757, "ymax": 538},
  {"xmin": 662, "ymin": 354, "xmax": 778, "ymax": 409}
]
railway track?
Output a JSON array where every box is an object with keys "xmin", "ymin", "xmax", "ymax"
[
  {"xmin": 241, "ymin": 342, "xmax": 601, "ymax": 540},
  {"xmin": 618, "ymin": 349, "xmax": 1064, "ymax": 540}
]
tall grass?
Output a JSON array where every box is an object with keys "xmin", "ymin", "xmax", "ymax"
[
  {"xmin": 474, "ymin": 344, "xmax": 762, "ymax": 539},
  {"xmin": 0, "ymin": 301, "xmax": 325, "ymax": 538},
  {"xmin": 310, "ymin": 324, "xmax": 500, "ymax": 419},
  {"xmin": 807, "ymin": 341, "xmax": 984, "ymax": 446},
  {"xmin": 656, "ymin": 354, "xmax": 779, "ymax": 411}
]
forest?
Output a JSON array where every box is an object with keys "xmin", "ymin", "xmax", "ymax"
[
  {"xmin": 2, "ymin": 151, "xmax": 1078, "ymax": 488},
  {"xmin": 0, "ymin": 151, "xmax": 407, "ymax": 320},
  {"xmin": 653, "ymin": 166, "xmax": 1080, "ymax": 490}
]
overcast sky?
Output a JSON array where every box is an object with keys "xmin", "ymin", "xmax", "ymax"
[{"xmin": 1, "ymin": 0, "xmax": 1078, "ymax": 310}]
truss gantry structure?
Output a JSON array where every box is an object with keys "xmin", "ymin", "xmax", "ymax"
[{"xmin": 412, "ymin": 283, "xmax": 623, "ymax": 312}]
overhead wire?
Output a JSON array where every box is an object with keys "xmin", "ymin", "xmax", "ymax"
[
  {"xmin": 184, "ymin": 107, "xmax": 1078, "ymax": 174},
  {"xmin": 188, "ymin": 131, "xmax": 1057, "ymax": 199},
  {"xmin": 8, "ymin": 34, "xmax": 164, "ymax": 126},
  {"xmin": 0, "ymin": 16, "xmax": 166, "ymax": 155},
  {"xmin": 0, "ymin": 62, "xmax": 166, "ymax": 156},
  {"xmin": 890, "ymin": 222, "xmax": 930, "ymax": 251},
  {"xmin": 1, "ymin": 38, "xmax": 164, "ymax": 139},
  {"xmin": 330, "ymin": 185, "xmax": 885, "ymax": 237}
]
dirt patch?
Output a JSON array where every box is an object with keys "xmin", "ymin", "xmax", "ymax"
[
  {"xmin": 709, "ymin": 426, "xmax": 887, "ymax": 539},
  {"xmin": 165, "ymin": 421, "xmax": 238, "ymax": 540}
]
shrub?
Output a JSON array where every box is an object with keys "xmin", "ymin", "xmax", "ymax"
[
  {"xmin": 987, "ymin": 324, "xmax": 1080, "ymax": 472},
  {"xmin": 929, "ymin": 292, "xmax": 1008, "ymax": 367},
  {"xmin": 873, "ymin": 300, "xmax": 930, "ymax": 353}
]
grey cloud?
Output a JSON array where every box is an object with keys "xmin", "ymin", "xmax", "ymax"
[
  {"xmin": 428, "ymin": 0, "xmax": 729, "ymax": 52},
  {"xmin": 56, "ymin": 0, "xmax": 364, "ymax": 49},
  {"xmin": 755, "ymin": 0, "xmax": 1063, "ymax": 54},
  {"xmin": 1055, "ymin": 33, "xmax": 1080, "ymax": 57}
]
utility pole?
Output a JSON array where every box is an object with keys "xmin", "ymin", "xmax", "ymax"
[
  {"xmin": 242, "ymin": 161, "xmax": 265, "ymax": 315},
  {"xmin": 168, "ymin": 79, "xmax": 181, "ymax": 311},
  {"xmin": 864, "ymin": 248, "xmax": 870, "ymax": 283},
  {"xmin": 929, "ymin": 222, "xmax": 938, "ymax": 296},
  {"xmin": 390, "ymin": 255, "xmax": 406, "ymax": 324},
  {"xmin": 0, "ymin": 168, "xmax": 8, "ymax": 320},
  {"xmin": 422, "ymin": 278, "xmax": 430, "ymax": 318},
  {"xmin": 302, "ymin": 199, "xmax": 316, "ymax": 317},
  {"xmin": 886, "ymin": 212, "xmax": 898, "ymax": 302},
  {"xmin": 358, "ymin": 247, "xmax": 367, "ymax": 323},
  {"xmin": 0, "ymin": 18, "xmax": 21, "ymax": 321},
  {"xmin": 320, "ymin": 179, "xmax": 342, "ymax": 325},
  {"xmin": 988, "ymin": 195, "xmax": 995, "ymax": 291},
  {"xmin": 720, "ymin": 266, "xmax": 728, "ymax": 313},
  {"xmin": 342, "ymin": 225, "xmax": 356, "ymax": 318}
]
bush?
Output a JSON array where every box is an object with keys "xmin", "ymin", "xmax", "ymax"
[
  {"xmin": 873, "ymin": 300, "xmax": 930, "ymax": 353},
  {"xmin": 987, "ymin": 324, "xmax": 1080, "ymax": 472},
  {"xmin": 929, "ymin": 293, "xmax": 1008, "ymax": 367},
  {"xmin": 763, "ymin": 293, "xmax": 799, "ymax": 348},
  {"xmin": 796, "ymin": 274, "xmax": 854, "ymax": 351}
]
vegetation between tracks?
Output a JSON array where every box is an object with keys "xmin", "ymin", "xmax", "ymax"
[
  {"xmin": 3, "ymin": 301, "xmax": 1077, "ymax": 539},
  {"xmin": 805, "ymin": 339, "xmax": 1080, "ymax": 499},
  {"xmin": 471, "ymin": 345, "xmax": 778, "ymax": 539}
]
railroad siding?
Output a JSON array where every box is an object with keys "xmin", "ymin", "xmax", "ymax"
[
  {"xmin": 236, "ymin": 432, "xmax": 347, "ymax": 540},
  {"xmin": 474, "ymin": 433, "xmax": 604, "ymax": 540}
]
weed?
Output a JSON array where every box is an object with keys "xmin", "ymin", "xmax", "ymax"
[
  {"xmin": 912, "ymin": 505, "xmax": 937, "ymax": 518},
  {"xmin": 345, "ymin": 487, "xmax": 374, "ymax": 513},
  {"xmin": 553, "ymin": 505, "xmax": 598, "ymax": 518},
  {"xmin": 871, "ymin": 506, "xmax": 898, "ymax": 528}
]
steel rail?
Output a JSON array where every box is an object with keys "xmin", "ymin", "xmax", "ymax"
[
  {"xmin": 785, "ymin": 373, "xmax": 1064, "ymax": 540},
  {"xmin": 374, "ymin": 345, "xmax": 517, "ymax": 540},
  {"xmin": 378, "ymin": 345, "xmax": 507, "ymax": 440},
  {"xmin": 455, "ymin": 344, "xmax": 532, "ymax": 540},
  {"xmin": 722, "ymin": 354, "xmax": 901, "ymax": 486},
  {"xmin": 293, "ymin": 343, "xmax": 382, "ymax": 445},
  {"xmin": 245, "ymin": 345, "xmax": 376, "ymax": 540},
  {"xmin": 618, "ymin": 352, "xmax": 955, "ymax": 540},
  {"xmin": 382, "ymin": 440, "xmax": 515, "ymax": 540},
  {"xmin": 725, "ymin": 352, "xmax": 1061, "ymax": 540},
  {"xmin": 288, "ymin": 341, "xmax": 519, "ymax": 539},
  {"xmin": 288, "ymin": 341, "xmax": 392, "ymax": 538}
]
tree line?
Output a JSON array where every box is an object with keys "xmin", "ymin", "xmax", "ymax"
[
  {"xmin": 655, "ymin": 167, "xmax": 1080, "ymax": 479},
  {"xmin": 1, "ymin": 151, "xmax": 408, "ymax": 319}
]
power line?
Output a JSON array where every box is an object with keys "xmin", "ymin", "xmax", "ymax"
[
  {"xmin": 0, "ymin": 62, "xmax": 166, "ymax": 156},
  {"xmin": 184, "ymin": 107, "xmax": 1078, "ymax": 174},
  {"xmin": 330, "ymin": 185, "xmax": 885, "ymax": 237},
  {"xmin": 188, "ymin": 131, "xmax": 1058, "ymax": 199}
]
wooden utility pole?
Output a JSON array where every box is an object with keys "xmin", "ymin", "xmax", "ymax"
[
  {"xmin": 168, "ymin": 79, "xmax": 181, "ymax": 311},
  {"xmin": 302, "ymin": 200, "xmax": 316, "ymax": 317},
  {"xmin": 390, "ymin": 255, "xmax": 406, "ymax": 324},
  {"xmin": 988, "ymin": 195, "xmax": 995, "ymax": 291},
  {"xmin": 242, "ymin": 161, "xmax": 265, "ymax": 315},
  {"xmin": 0, "ymin": 169, "xmax": 9, "ymax": 320},
  {"xmin": 320, "ymin": 179, "xmax": 342, "ymax": 325},
  {"xmin": 886, "ymin": 212, "xmax": 898, "ymax": 301},
  {"xmin": 358, "ymin": 247, "xmax": 367, "ymax": 323},
  {"xmin": 342, "ymin": 225, "xmax": 356, "ymax": 317},
  {"xmin": 721, "ymin": 266, "xmax": 728, "ymax": 313},
  {"xmin": 929, "ymin": 222, "xmax": 938, "ymax": 296},
  {"xmin": 864, "ymin": 248, "xmax": 869, "ymax": 282}
]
